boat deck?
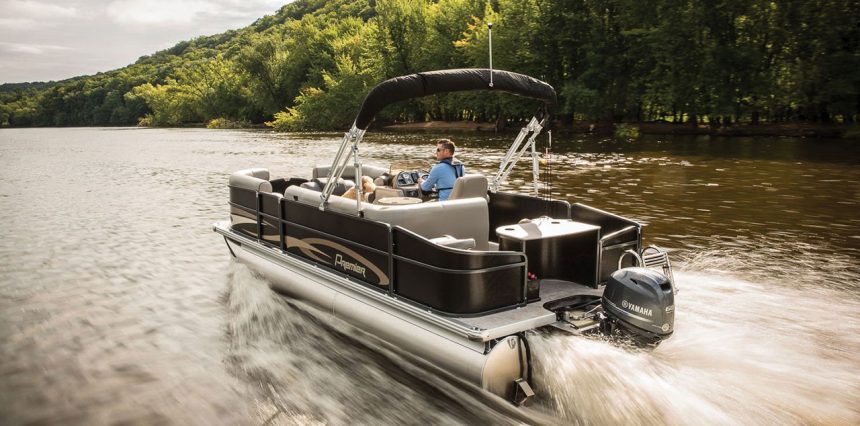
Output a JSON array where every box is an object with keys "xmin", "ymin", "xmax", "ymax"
[{"xmin": 453, "ymin": 279, "xmax": 602, "ymax": 340}]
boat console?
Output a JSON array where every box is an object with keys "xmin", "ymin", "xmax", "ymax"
[{"xmin": 383, "ymin": 170, "xmax": 419, "ymax": 198}]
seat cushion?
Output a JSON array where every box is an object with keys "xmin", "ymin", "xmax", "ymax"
[
  {"xmin": 230, "ymin": 168, "xmax": 272, "ymax": 192},
  {"xmin": 313, "ymin": 177, "xmax": 355, "ymax": 196},
  {"xmin": 300, "ymin": 181, "xmax": 322, "ymax": 191},
  {"xmin": 429, "ymin": 235, "xmax": 477, "ymax": 250},
  {"xmin": 312, "ymin": 164, "xmax": 388, "ymax": 180}
]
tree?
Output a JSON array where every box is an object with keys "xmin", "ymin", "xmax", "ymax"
[{"xmin": 267, "ymin": 54, "xmax": 376, "ymax": 130}]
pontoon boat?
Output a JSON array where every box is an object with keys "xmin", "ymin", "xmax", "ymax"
[{"xmin": 214, "ymin": 69, "xmax": 675, "ymax": 405}]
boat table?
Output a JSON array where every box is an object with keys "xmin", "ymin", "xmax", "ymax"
[
  {"xmin": 376, "ymin": 196, "xmax": 422, "ymax": 205},
  {"xmin": 496, "ymin": 218, "xmax": 601, "ymax": 287}
]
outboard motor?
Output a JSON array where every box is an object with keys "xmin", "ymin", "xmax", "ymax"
[{"xmin": 601, "ymin": 267, "xmax": 674, "ymax": 344}]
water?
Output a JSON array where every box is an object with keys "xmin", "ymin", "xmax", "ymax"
[{"xmin": 1, "ymin": 127, "xmax": 858, "ymax": 425}]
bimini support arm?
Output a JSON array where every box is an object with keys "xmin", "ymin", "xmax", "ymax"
[
  {"xmin": 319, "ymin": 123, "xmax": 366, "ymax": 211},
  {"xmin": 490, "ymin": 116, "xmax": 545, "ymax": 193}
]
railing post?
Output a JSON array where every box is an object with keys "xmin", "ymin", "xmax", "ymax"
[{"xmin": 320, "ymin": 123, "xmax": 365, "ymax": 210}]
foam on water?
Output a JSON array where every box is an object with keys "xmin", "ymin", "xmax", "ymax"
[
  {"xmin": 529, "ymin": 262, "xmax": 860, "ymax": 425},
  {"xmin": 224, "ymin": 251, "xmax": 860, "ymax": 425},
  {"xmin": 223, "ymin": 263, "xmax": 530, "ymax": 425}
]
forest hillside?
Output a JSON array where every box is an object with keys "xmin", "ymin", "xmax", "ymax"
[{"xmin": 1, "ymin": 0, "xmax": 857, "ymax": 131}]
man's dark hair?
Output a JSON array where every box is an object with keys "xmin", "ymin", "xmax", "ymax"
[{"xmin": 436, "ymin": 139, "xmax": 456, "ymax": 154}]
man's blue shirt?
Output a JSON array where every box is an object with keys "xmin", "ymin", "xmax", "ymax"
[{"xmin": 420, "ymin": 158, "xmax": 464, "ymax": 201}]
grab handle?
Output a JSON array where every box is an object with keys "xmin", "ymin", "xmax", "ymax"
[
  {"xmin": 618, "ymin": 249, "xmax": 643, "ymax": 269},
  {"xmin": 601, "ymin": 225, "xmax": 638, "ymax": 243}
]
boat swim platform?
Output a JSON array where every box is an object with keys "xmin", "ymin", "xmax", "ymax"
[{"xmin": 452, "ymin": 279, "xmax": 602, "ymax": 340}]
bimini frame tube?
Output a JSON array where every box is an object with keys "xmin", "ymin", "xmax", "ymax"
[
  {"xmin": 490, "ymin": 116, "xmax": 545, "ymax": 194},
  {"xmin": 320, "ymin": 123, "xmax": 366, "ymax": 211},
  {"xmin": 332, "ymin": 68, "xmax": 556, "ymax": 203}
]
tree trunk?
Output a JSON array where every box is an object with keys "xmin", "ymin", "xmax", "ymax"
[
  {"xmin": 709, "ymin": 115, "xmax": 720, "ymax": 128},
  {"xmin": 819, "ymin": 104, "xmax": 831, "ymax": 123},
  {"xmin": 559, "ymin": 114, "xmax": 573, "ymax": 125}
]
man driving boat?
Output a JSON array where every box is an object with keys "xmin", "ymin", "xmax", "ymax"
[{"xmin": 418, "ymin": 139, "xmax": 465, "ymax": 201}]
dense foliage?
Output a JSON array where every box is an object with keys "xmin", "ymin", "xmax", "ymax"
[{"xmin": 1, "ymin": 0, "xmax": 857, "ymax": 130}]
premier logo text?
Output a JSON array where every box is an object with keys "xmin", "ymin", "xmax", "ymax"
[{"xmin": 335, "ymin": 254, "xmax": 367, "ymax": 278}]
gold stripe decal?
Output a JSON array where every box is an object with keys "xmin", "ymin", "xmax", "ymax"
[
  {"xmin": 286, "ymin": 237, "xmax": 390, "ymax": 286},
  {"xmin": 286, "ymin": 237, "xmax": 331, "ymax": 264},
  {"xmin": 230, "ymin": 215, "xmax": 257, "ymax": 225}
]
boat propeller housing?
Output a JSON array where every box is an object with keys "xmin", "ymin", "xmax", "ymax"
[{"xmin": 601, "ymin": 267, "xmax": 675, "ymax": 343}]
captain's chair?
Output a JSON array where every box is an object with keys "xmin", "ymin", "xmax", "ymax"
[{"xmin": 448, "ymin": 174, "xmax": 489, "ymax": 200}]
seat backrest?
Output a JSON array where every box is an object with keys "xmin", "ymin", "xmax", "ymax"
[
  {"xmin": 300, "ymin": 181, "xmax": 322, "ymax": 191},
  {"xmin": 284, "ymin": 185, "xmax": 490, "ymax": 249},
  {"xmin": 448, "ymin": 174, "xmax": 488, "ymax": 201},
  {"xmin": 312, "ymin": 177, "xmax": 354, "ymax": 196},
  {"xmin": 312, "ymin": 164, "xmax": 388, "ymax": 180},
  {"xmin": 363, "ymin": 198, "xmax": 489, "ymax": 250},
  {"xmin": 230, "ymin": 168, "xmax": 272, "ymax": 192},
  {"xmin": 285, "ymin": 185, "xmax": 361, "ymax": 216}
]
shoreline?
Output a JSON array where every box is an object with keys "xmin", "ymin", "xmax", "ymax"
[
  {"xmin": 383, "ymin": 121, "xmax": 858, "ymax": 138},
  {"xmin": 2, "ymin": 121, "xmax": 857, "ymax": 138}
]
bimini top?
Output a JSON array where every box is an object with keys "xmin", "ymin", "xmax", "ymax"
[{"xmin": 354, "ymin": 68, "xmax": 557, "ymax": 130}]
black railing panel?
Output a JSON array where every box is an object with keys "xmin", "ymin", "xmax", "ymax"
[
  {"xmin": 282, "ymin": 200, "xmax": 389, "ymax": 251},
  {"xmin": 392, "ymin": 227, "xmax": 526, "ymax": 315},
  {"xmin": 281, "ymin": 199, "xmax": 392, "ymax": 288}
]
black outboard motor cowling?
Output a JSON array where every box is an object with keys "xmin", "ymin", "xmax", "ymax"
[{"xmin": 602, "ymin": 267, "xmax": 674, "ymax": 343}]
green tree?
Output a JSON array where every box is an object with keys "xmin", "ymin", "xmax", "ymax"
[
  {"xmin": 267, "ymin": 54, "xmax": 376, "ymax": 130},
  {"xmin": 131, "ymin": 57, "xmax": 247, "ymax": 125},
  {"xmin": 237, "ymin": 32, "xmax": 292, "ymax": 119}
]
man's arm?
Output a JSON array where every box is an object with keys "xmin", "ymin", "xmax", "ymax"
[{"xmin": 419, "ymin": 165, "xmax": 441, "ymax": 191}]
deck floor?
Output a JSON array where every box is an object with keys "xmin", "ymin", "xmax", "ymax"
[{"xmin": 453, "ymin": 279, "xmax": 603, "ymax": 340}]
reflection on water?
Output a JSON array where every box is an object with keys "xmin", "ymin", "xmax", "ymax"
[{"xmin": 1, "ymin": 128, "xmax": 858, "ymax": 424}]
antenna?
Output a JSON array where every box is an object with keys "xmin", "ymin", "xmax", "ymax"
[{"xmin": 487, "ymin": 22, "xmax": 494, "ymax": 87}]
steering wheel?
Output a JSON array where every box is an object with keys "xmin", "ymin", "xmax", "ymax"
[
  {"xmin": 416, "ymin": 170, "xmax": 434, "ymax": 199},
  {"xmin": 413, "ymin": 170, "xmax": 436, "ymax": 199},
  {"xmin": 393, "ymin": 170, "xmax": 433, "ymax": 198},
  {"xmin": 395, "ymin": 171, "xmax": 416, "ymax": 187}
]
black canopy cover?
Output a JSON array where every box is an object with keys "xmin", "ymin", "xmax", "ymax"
[{"xmin": 353, "ymin": 68, "xmax": 557, "ymax": 130}]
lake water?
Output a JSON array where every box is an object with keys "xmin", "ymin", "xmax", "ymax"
[{"xmin": 1, "ymin": 127, "xmax": 858, "ymax": 425}]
